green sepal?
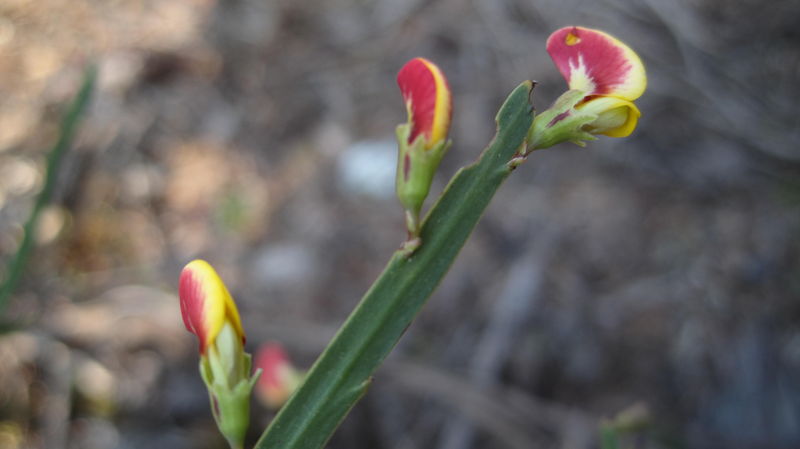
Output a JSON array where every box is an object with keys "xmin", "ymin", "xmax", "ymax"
[
  {"xmin": 200, "ymin": 344, "xmax": 261, "ymax": 449},
  {"xmin": 395, "ymin": 123, "xmax": 451, "ymax": 236},
  {"xmin": 526, "ymin": 89, "xmax": 597, "ymax": 151}
]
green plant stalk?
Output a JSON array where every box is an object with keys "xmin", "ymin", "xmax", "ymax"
[
  {"xmin": 0, "ymin": 65, "xmax": 97, "ymax": 314},
  {"xmin": 600, "ymin": 424, "xmax": 620, "ymax": 449},
  {"xmin": 254, "ymin": 81, "xmax": 534, "ymax": 449}
]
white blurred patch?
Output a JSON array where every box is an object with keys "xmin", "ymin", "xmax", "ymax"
[
  {"xmin": 75, "ymin": 359, "xmax": 115, "ymax": 405},
  {"xmin": 336, "ymin": 139, "xmax": 396, "ymax": 200},
  {"xmin": 0, "ymin": 158, "xmax": 40, "ymax": 196},
  {"xmin": 250, "ymin": 243, "xmax": 317, "ymax": 289}
]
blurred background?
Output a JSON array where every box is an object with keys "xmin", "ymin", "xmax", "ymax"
[{"xmin": 1, "ymin": 0, "xmax": 799, "ymax": 448}]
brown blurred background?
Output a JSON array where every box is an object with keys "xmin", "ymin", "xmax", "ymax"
[{"xmin": 1, "ymin": 0, "xmax": 799, "ymax": 448}]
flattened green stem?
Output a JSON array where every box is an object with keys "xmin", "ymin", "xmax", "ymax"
[
  {"xmin": 0, "ymin": 65, "xmax": 96, "ymax": 315},
  {"xmin": 254, "ymin": 81, "xmax": 534, "ymax": 449}
]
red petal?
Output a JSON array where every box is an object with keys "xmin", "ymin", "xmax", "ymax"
[
  {"xmin": 255, "ymin": 342, "xmax": 291, "ymax": 390},
  {"xmin": 179, "ymin": 264, "xmax": 209, "ymax": 353}
]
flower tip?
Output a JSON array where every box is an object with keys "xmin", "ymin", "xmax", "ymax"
[
  {"xmin": 546, "ymin": 26, "xmax": 646, "ymax": 101},
  {"xmin": 179, "ymin": 259, "xmax": 245, "ymax": 354},
  {"xmin": 397, "ymin": 57, "xmax": 452, "ymax": 148}
]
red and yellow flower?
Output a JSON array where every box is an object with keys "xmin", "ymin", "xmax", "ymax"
[
  {"xmin": 394, "ymin": 58, "xmax": 453, "ymax": 245},
  {"xmin": 545, "ymin": 26, "xmax": 646, "ymax": 137},
  {"xmin": 254, "ymin": 342, "xmax": 303, "ymax": 410},
  {"xmin": 179, "ymin": 260, "xmax": 259, "ymax": 449}
]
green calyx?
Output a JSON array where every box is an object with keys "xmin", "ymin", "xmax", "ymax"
[
  {"xmin": 525, "ymin": 89, "xmax": 597, "ymax": 152},
  {"xmin": 395, "ymin": 124, "xmax": 451, "ymax": 241},
  {"xmin": 200, "ymin": 323, "xmax": 262, "ymax": 449}
]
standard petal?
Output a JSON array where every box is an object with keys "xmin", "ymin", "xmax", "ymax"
[
  {"xmin": 179, "ymin": 260, "xmax": 245, "ymax": 353},
  {"xmin": 577, "ymin": 96, "xmax": 641, "ymax": 137},
  {"xmin": 546, "ymin": 26, "xmax": 646, "ymax": 101},
  {"xmin": 397, "ymin": 57, "xmax": 452, "ymax": 148}
]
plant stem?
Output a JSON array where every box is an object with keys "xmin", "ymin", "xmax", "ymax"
[
  {"xmin": 0, "ymin": 65, "xmax": 96, "ymax": 315},
  {"xmin": 254, "ymin": 81, "xmax": 534, "ymax": 449}
]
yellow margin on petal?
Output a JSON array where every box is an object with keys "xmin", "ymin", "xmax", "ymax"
[
  {"xmin": 419, "ymin": 58, "xmax": 452, "ymax": 147},
  {"xmin": 586, "ymin": 27, "xmax": 647, "ymax": 101},
  {"xmin": 223, "ymin": 287, "xmax": 245, "ymax": 342}
]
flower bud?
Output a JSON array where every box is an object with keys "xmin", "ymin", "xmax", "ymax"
[
  {"xmin": 254, "ymin": 342, "xmax": 303, "ymax": 410},
  {"xmin": 179, "ymin": 260, "xmax": 260, "ymax": 449},
  {"xmin": 395, "ymin": 58, "xmax": 453, "ymax": 242},
  {"xmin": 397, "ymin": 57, "xmax": 452, "ymax": 150},
  {"xmin": 180, "ymin": 260, "xmax": 245, "ymax": 354}
]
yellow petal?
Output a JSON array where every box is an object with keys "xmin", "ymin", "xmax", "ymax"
[{"xmin": 577, "ymin": 96, "xmax": 641, "ymax": 138}]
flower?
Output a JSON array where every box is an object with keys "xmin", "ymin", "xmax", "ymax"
[
  {"xmin": 254, "ymin": 342, "xmax": 303, "ymax": 410},
  {"xmin": 179, "ymin": 260, "xmax": 259, "ymax": 449},
  {"xmin": 394, "ymin": 58, "xmax": 454, "ymax": 246},
  {"xmin": 179, "ymin": 259, "xmax": 246, "ymax": 354},
  {"xmin": 397, "ymin": 57, "xmax": 452, "ymax": 149},
  {"xmin": 545, "ymin": 26, "xmax": 646, "ymax": 137}
]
